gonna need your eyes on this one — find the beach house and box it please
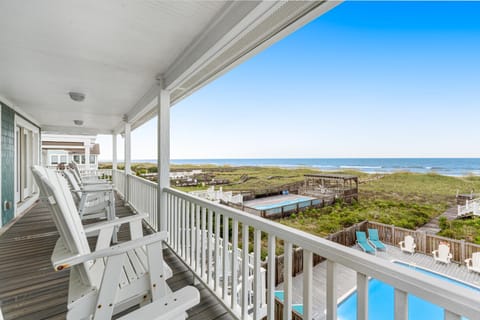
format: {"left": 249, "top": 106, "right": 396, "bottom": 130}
{"left": 0, "top": 1, "right": 478, "bottom": 319}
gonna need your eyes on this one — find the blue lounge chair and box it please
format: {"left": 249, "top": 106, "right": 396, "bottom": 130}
{"left": 356, "top": 231, "right": 376, "bottom": 254}
{"left": 368, "top": 229, "right": 386, "bottom": 251}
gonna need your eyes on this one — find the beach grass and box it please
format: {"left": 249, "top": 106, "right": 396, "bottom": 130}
{"left": 100, "top": 162, "right": 480, "bottom": 244}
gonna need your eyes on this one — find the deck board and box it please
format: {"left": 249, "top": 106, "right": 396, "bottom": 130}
{"left": 277, "top": 243, "right": 480, "bottom": 319}
{"left": 0, "top": 195, "right": 235, "bottom": 320}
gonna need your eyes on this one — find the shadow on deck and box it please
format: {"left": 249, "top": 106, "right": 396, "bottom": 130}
{"left": 0, "top": 195, "right": 234, "bottom": 320}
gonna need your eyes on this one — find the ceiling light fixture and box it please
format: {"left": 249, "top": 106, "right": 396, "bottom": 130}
{"left": 73, "top": 120, "right": 84, "bottom": 126}
{"left": 69, "top": 91, "right": 85, "bottom": 102}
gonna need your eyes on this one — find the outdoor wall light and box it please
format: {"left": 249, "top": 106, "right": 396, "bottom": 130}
{"left": 73, "top": 120, "right": 84, "bottom": 126}
{"left": 69, "top": 91, "right": 85, "bottom": 102}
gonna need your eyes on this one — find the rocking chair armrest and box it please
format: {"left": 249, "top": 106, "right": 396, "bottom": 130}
{"left": 84, "top": 214, "right": 148, "bottom": 234}
{"left": 73, "top": 188, "right": 114, "bottom": 193}
{"left": 53, "top": 231, "right": 168, "bottom": 271}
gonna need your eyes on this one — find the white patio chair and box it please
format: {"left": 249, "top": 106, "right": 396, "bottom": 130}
{"left": 69, "top": 161, "right": 110, "bottom": 185}
{"left": 32, "top": 166, "right": 200, "bottom": 320}
{"left": 465, "top": 252, "right": 480, "bottom": 273}
{"left": 63, "top": 169, "right": 115, "bottom": 221}
{"left": 432, "top": 243, "right": 453, "bottom": 264}
{"left": 399, "top": 235, "right": 416, "bottom": 254}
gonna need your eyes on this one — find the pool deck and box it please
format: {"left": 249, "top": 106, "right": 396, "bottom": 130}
{"left": 243, "top": 194, "right": 314, "bottom": 209}
{"left": 276, "top": 243, "right": 480, "bottom": 320}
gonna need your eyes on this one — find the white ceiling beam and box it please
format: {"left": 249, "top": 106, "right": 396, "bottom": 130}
{"left": 118, "top": 1, "right": 342, "bottom": 134}
{"left": 41, "top": 125, "right": 112, "bottom": 135}
{"left": 163, "top": 1, "right": 263, "bottom": 90}
{"left": 123, "top": 83, "right": 159, "bottom": 126}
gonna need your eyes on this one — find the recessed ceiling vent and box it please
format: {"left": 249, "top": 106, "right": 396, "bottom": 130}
{"left": 73, "top": 120, "right": 84, "bottom": 126}
{"left": 69, "top": 91, "right": 85, "bottom": 102}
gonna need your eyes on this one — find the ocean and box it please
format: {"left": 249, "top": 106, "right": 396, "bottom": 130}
{"left": 131, "top": 158, "right": 480, "bottom": 177}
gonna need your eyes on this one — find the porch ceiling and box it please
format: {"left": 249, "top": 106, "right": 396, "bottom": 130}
{"left": 0, "top": 1, "right": 340, "bottom": 135}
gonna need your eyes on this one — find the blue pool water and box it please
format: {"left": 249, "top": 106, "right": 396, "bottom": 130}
{"left": 252, "top": 196, "right": 315, "bottom": 210}
{"left": 337, "top": 262, "right": 478, "bottom": 320}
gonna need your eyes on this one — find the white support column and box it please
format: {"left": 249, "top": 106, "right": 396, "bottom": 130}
{"left": 112, "top": 133, "right": 117, "bottom": 170}
{"left": 124, "top": 122, "right": 131, "bottom": 203}
{"left": 157, "top": 81, "right": 170, "bottom": 232}
{"left": 112, "top": 133, "right": 117, "bottom": 185}
{"left": 84, "top": 140, "right": 90, "bottom": 170}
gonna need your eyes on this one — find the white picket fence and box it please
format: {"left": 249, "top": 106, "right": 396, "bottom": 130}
{"left": 458, "top": 198, "right": 480, "bottom": 217}
{"left": 190, "top": 186, "right": 243, "bottom": 204}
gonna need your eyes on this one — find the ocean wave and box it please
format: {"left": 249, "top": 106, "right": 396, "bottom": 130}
{"left": 340, "top": 165, "right": 382, "bottom": 169}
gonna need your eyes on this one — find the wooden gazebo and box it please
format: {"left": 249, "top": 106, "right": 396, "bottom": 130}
{"left": 301, "top": 173, "right": 358, "bottom": 202}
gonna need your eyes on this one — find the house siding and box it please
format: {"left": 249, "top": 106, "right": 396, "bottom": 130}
{"left": 1, "top": 103, "right": 15, "bottom": 225}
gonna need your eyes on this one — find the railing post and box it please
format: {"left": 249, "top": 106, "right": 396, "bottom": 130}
{"left": 357, "top": 272, "right": 368, "bottom": 320}
{"left": 326, "top": 260, "right": 337, "bottom": 320}
{"left": 394, "top": 288, "right": 408, "bottom": 320}
{"left": 112, "top": 133, "right": 117, "bottom": 185}
{"left": 303, "top": 250, "right": 313, "bottom": 320}
{"left": 124, "top": 122, "right": 131, "bottom": 204}
{"left": 461, "top": 239, "right": 466, "bottom": 263}
{"left": 157, "top": 80, "right": 170, "bottom": 232}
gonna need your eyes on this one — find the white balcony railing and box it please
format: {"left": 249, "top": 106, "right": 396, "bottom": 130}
{"left": 458, "top": 198, "right": 480, "bottom": 217}
{"left": 113, "top": 170, "right": 480, "bottom": 320}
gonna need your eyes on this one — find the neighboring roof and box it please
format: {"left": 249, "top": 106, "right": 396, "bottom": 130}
{"left": 0, "top": 1, "right": 340, "bottom": 135}
{"left": 304, "top": 173, "right": 358, "bottom": 180}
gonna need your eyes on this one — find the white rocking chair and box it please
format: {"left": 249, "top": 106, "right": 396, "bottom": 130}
{"left": 63, "top": 169, "right": 115, "bottom": 221}
{"left": 399, "top": 235, "right": 416, "bottom": 254}
{"left": 432, "top": 243, "right": 453, "bottom": 264}
{"left": 69, "top": 161, "right": 109, "bottom": 185}
{"left": 32, "top": 166, "right": 200, "bottom": 320}
{"left": 465, "top": 252, "right": 480, "bottom": 274}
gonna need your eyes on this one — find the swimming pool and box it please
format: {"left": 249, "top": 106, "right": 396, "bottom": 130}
{"left": 337, "top": 261, "right": 477, "bottom": 320}
{"left": 251, "top": 196, "right": 318, "bottom": 210}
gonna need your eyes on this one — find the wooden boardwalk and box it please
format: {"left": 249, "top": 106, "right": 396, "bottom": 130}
{"left": 0, "top": 196, "right": 235, "bottom": 320}
{"left": 277, "top": 243, "right": 480, "bottom": 320}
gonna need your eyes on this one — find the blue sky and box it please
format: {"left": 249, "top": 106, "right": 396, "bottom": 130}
{"left": 98, "top": 1, "right": 480, "bottom": 161}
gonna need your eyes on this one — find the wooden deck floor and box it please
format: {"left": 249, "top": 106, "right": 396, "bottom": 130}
{"left": 0, "top": 196, "right": 235, "bottom": 320}
{"left": 277, "top": 243, "right": 480, "bottom": 320}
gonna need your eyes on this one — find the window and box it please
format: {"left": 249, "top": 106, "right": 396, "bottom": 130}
{"left": 73, "top": 155, "right": 81, "bottom": 164}
{"left": 89, "top": 155, "right": 96, "bottom": 164}
{"left": 60, "top": 155, "right": 67, "bottom": 164}
{"left": 81, "top": 155, "right": 86, "bottom": 164}
{"left": 51, "top": 155, "right": 59, "bottom": 165}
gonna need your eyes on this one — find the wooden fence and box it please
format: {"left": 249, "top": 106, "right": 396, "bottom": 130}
{"left": 366, "top": 221, "right": 480, "bottom": 264}
{"left": 270, "top": 220, "right": 480, "bottom": 287}
{"left": 269, "top": 219, "right": 480, "bottom": 319}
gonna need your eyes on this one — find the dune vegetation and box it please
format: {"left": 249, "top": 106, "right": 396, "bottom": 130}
{"left": 101, "top": 162, "right": 480, "bottom": 242}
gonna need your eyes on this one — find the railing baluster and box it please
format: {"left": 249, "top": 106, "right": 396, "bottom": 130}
{"left": 326, "top": 260, "right": 337, "bottom": 320}
{"left": 207, "top": 208, "right": 213, "bottom": 285}
{"left": 186, "top": 201, "right": 191, "bottom": 264}
{"left": 175, "top": 196, "right": 179, "bottom": 251}
{"left": 303, "top": 249, "right": 313, "bottom": 320}
{"left": 190, "top": 202, "right": 195, "bottom": 267}
{"left": 241, "top": 223, "right": 249, "bottom": 320}
{"left": 195, "top": 204, "right": 200, "bottom": 273}
{"left": 357, "top": 272, "right": 368, "bottom": 320}
{"left": 201, "top": 206, "right": 206, "bottom": 278}
{"left": 254, "top": 229, "right": 262, "bottom": 319}
{"left": 267, "top": 234, "right": 276, "bottom": 320}
{"left": 222, "top": 215, "right": 229, "bottom": 300}
{"left": 231, "top": 218, "right": 239, "bottom": 310}
{"left": 181, "top": 199, "right": 186, "bottom": 259}
{"left": 214, "top": 211, "right": 221, "bottom": 291}
{"left": 283, "top": 241, "right": 293, "bottom": 320}
{"left": 394, "top": 288, "right": 408, "bottom": 320}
